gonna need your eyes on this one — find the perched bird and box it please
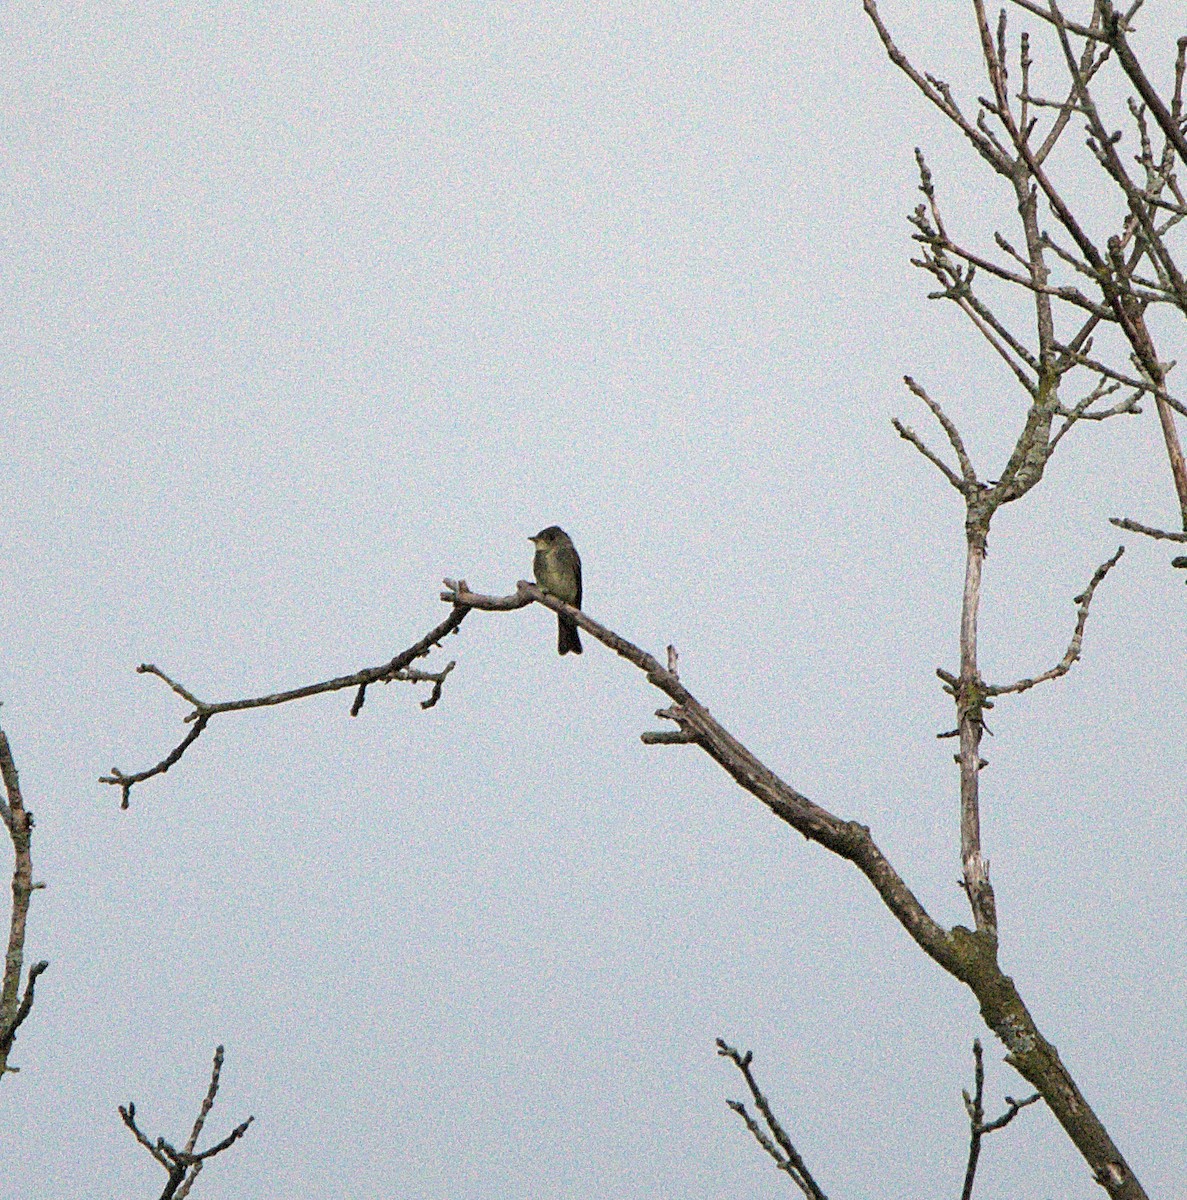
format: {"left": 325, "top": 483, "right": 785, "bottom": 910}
{"left": 530, "top": 525, "right": 583, "bottom": 655}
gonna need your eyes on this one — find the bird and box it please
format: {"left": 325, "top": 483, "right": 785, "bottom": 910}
{"left": 529, "top": 525, "right": 583, "bottom": 655}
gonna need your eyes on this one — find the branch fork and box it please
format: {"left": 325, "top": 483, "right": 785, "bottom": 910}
{"left": 120, "top": 1044, "right": 252, "bottom": 1200}
{"left": 103, "top": 605, "right": 469, "bottom": 807}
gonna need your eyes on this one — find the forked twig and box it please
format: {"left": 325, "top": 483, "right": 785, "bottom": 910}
{"left": 103, "top": 605, "right": 469, "bottom": 807}
{"left": 960, "top": 1039, "right": 1041, "bottom": 1200}
{"left": 716, "top": 1040, "right": 828, "bottom": 1200}
{"left": 119, "top": 1045, "right": 253, "bottom": 1200}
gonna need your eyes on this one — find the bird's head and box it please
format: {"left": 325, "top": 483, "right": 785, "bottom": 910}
{"left": 530, "top": 525, "right": 567, "bottom": 547}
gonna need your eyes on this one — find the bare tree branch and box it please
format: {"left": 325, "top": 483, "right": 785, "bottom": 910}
{"left": 892, "top": 418, "right": 968, "bottom": 490}
{"left": 119, "top": 1102, "right": 171, "bottom": 1168}
{"left": 892, "top": 373, "right": 985, "bottom": 495}
{"left": 102, "top": 605, "right": 470, "bottom": 808}
{"left": 1052, "top": 345, "right": 1187, "bottom": 417}
{"left": 904, "top": 376, "right": 981, "bottom": 484}
{"left": 1007, "top": 0, "right": 1104, "bottom": 39}
{"left": 986, "top": 546, "right": 1125, "bottom": 695}
{"left": 1097, "top": 3, "right": 1187, "bottom": 167}
{"left": 716, "top": 1040, "right": 828, "bottom": 1200}
{"left": 910, "top": 154, "right": 1045, "bottom": 389}
{"left": 1045, "top": 6, "right": 1187, "bottom": 316}
{"left": 1050, "top": 381, "right": 1141, "bottom": 449}
{"left": 0, "top": 961, "right": 48, "bottom": 1074}
{"left": 874, "top": 0, "right": 1187, "bottom": 533}
{"left": 856, "top": 6, "right": 1177, "bottom": 1191}
{"left": 0, "top": 727, "right": 48, "bottom": 1077}
{"left": 1035, "top": 2, "right": 1187, "bottom": 527}
{"left": 441, "top": 577, "right": 1146, "bottom": 1197}
{"left": 960, "top": 1039, "right": 1041, "bottom": 1200}
{"left": 865, "top": 0, "right": 1012, "bottom": 173}
{"left": 446, "top": 578, "right": 961, "bottom": 961}
{"left": 120, "top": 1045, "right": 253, "bottom": 1200}
{"left": 920, "top": 226, "right": 1113, "bottom": 318}
{"left": 1109, "top": 516, "right": 1187, "bottom": 542}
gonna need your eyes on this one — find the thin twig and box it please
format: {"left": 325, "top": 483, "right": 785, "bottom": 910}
{"left": 103, "top": 604, "right": 470, "bottom": 807}
{"left": 1058, "top": 349, "right": 1185, "bottom": 418}
{"left": 1051, "top": 381, "right": 1140, "bottom": 448}
{"left": 1007, "top": 0, "right": 1101, "bottom": 38}
{"left": 1109, "top": 516, "right": 1187, "bottom": 542}
{"left": 960, "top": 1039, "right": 1042, "bottom": 1200}
{"left": 904, "top": 376, "right": 981, "bottom": 485}
{"left": 184, "top": 1045, "right": 225, "bottom": 1154}
{"left": 716, "top": 1040, "right": 828, "bottom": 1200}
{"left": 119, "top": 1102, "right": 171, "bottom": 1168}
{"left": 864, "top": 0, "right": 1010, "bottom": 173}
{"left": 120, "top": 1045, "right": 253, "bottom": 1200}
{"left": 892, "top": 419, "right": 966, "bottom": 490}
{"left": 922, "top": 231, "right": 1112, "bottom": 317}
{"left": 987, "top": 547, "right": 1124, "bottom": 696}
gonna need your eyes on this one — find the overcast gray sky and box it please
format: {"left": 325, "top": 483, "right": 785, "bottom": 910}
{"left": 2, "top": 2, "right": 1184, "bottom": 1197}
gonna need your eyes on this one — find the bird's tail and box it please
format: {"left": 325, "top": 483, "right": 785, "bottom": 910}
{"left": 558, "top": 616, "right": 583, "bottom": 655}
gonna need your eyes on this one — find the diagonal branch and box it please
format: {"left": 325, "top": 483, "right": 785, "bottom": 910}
{"left": 892, "top": 419, "right": 966, "bottom": 490}
{"left": 986, "top": 546, "right": 1125, "bottom": 696}
{"left": 1052, "top": 345, "right": 1187, "bottom": 418}
{"left": 1109, "top": 516, "right": 1187, "bottom": 542}
{"left": 923, "top": 228, "right": 1112, "bottom": 318}
{"left": 951, "top": 285, "right": 1044, "bottom": 389}
{"left": 1032, "top": 8, "right": 1114, "bottom": 165}
{"left": 864, "top": 0, "right": 1011, "bottom": 172}
{"left": 119, "top": 1101, "right": 171, "bottom": 1168}
{"left": 1050, "top": 380, "right": 1141, "bottom": 449}
{"left": 102, "top": 605, "right": 470, "bottom": 807}
{"left": 1098, "top": 2, "right": 1187, "bottom": 168}
{"left": 444, "top": 579, "right": 960, "bottom": 969}
{"left": 717, "top": 1040, "right": 828, "bottom": 1200}
{"left": 892, "top": 376, "right": 982, "bottom": 494}
{"left": 441, "top": 577, "right": 1150, "bottom": 1199}
{"left": 910, "top": 151, "right": 1043, "bottom": 387}
{"left": 1006, "top": 0, "right": 1102, "bottom": 39}
{"left": 904, "top": 376, "right": 981, "bottom": 484}
{"left": 183, "top": 1044, "right": 226, "bottom": 1155}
